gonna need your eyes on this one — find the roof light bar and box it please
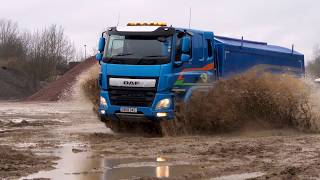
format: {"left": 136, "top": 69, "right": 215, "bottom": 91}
{"left": 127, "top": 22, "right": 167, "bottom": 27}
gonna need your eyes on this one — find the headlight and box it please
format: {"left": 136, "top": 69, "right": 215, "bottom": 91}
{"left": 156, "top": 98, "right": 171, "bottom": 110}
{"left": 157, "top": 112, "right": 168, "bottom": 117}
{"left": 100, "top": 96, "right": 107, "bottom": 106}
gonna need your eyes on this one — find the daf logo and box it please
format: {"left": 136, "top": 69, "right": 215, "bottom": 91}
{"left": 123, "top": 81, "right": 140, "bottom": 86}
{"left": 109, "top": 78, "right": 156, "bottom": 88}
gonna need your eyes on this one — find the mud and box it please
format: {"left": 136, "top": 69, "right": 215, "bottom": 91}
{"left": 79, "top": 63, "right": 100, "bottom": 112}
{"left": 0, "top": 145, "right": 58, "bottom": 178}
{"left": 1, "top": 100, "right": 320, "bottom": 179}
{"left": 171, "top": 72, "right": 320, "bottom": 135}
{"left": 80, "top": 66, "right": 320, "bottom": 136}
{"left": 2, "top": 69, "right": 320, "bottom": 179}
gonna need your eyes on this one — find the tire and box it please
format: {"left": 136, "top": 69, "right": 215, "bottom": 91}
{"left": 159, "top": 103, "right": 185, "bottom": 136}
{"left": 105, "top": 120, "right": 121, "bottom": 133}
{"left": 100, "top": 115, "right": 125, "bottom": 133}
{"left": 100, "top": 115, "right": 108, "bottom": 122}
{"left": 105, "top": 120, "right": 140, "bottom": 133}
{"left": 105, "top": 120, "right": 162, "bottom": 135}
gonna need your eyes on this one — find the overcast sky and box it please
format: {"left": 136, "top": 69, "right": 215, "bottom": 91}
{"left": 1, "top": 0, "right": 319, "bottom": 62}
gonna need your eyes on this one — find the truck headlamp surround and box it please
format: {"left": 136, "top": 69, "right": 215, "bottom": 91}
{"left": 156, "top": 98, "right": 171, "bottom": 110}
{"left": 100, "top": 96, "right": 107, "bottom": 106}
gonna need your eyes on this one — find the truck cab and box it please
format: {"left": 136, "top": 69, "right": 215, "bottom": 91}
{"left": 96, "top": 22, "right": 215, "bottom": 122}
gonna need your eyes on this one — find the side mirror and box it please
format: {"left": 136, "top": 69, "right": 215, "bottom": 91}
{"left": 98, "top": 37, "right": 105, "bottom": 52}
{"left": 96, "top": 53, "right": 103, "bottom": 61}
{"left": 181, "top": 54, "right": 190, "bottom": 62}
{"left": 181, "top": 36, "right": 191, "bottom": 53}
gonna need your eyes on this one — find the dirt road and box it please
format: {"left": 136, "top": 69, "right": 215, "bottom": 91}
{"left": 1, "top": 99, "right": 320, "bottom": 180}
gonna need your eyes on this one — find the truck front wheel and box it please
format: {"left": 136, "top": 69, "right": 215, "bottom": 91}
{"left": 160, "top": 103, "right": 186, "bottom": 136}
{"left": 100, "top": 115, "right": 122, "bottom": 132}
{"left": 105, "top": 120, "right": 162, "bottom": 134}
{"left": 100, "top": 115, "right": 108, "bottom": 122}
{"left": 105, "top": 120, "right": 121, "bottom": 133}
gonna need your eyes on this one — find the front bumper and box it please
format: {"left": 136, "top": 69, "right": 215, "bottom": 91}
{"left": 98, "top": 90, "right": 174, "bottom": 122}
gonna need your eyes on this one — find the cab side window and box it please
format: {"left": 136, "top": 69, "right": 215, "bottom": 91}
{"left": 189, "top": 33, "right": 205, "bottom": 62}
{"left": 207, "top": 39, "right": 213, "bottom": 59}
{"left": 175, "top": 32, "right": 192, "bottom": 61}
{"left": 175, "top": 32, "right": 183, "bottom": 61}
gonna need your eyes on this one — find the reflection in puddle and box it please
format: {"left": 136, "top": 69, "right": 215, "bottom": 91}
{"left": 24, "top": 144, "right": 199, "bottom": 180}
{"left": 212, "top": 172, "right": 265, "bottom": 180}
{"left": 155, "top": 157, "right": 169, "bottom": 178}
{"left": 102, "top": 157, "right": 196, "bottom": 179}
{"left": 156, "top": 166, "right": 169, "bottom": 178}
{"left": 156, "top": 157, "right": 167, "bottom": 162}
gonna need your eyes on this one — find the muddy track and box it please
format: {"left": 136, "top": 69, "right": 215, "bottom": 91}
{"left": 1, "top": 100, "right": 320, "bottom": 179}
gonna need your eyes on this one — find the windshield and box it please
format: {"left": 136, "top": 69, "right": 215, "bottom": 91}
{"left": 103, "top": 35, "right": 172, "bottom": 65}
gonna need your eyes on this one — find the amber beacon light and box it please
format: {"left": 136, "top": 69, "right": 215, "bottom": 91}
{"left": 127, "top": 22, "right": 167, "bottom": 26}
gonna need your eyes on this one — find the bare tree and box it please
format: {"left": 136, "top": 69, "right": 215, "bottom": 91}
{"left": 24, "top": 25, "right": 75, "bottom": 81}
{"left": 0, "top": 18, "right": 77, "bottom": 85}
{"left": 0, "top": 19, "right": 25, "bottom": 60}
{"left": 307, "top": 45, "right": 320, "bottom": 78}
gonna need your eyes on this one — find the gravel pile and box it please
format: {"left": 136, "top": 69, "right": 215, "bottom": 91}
{"left": 26, "top": 57, "right": 97, "bottom": 101}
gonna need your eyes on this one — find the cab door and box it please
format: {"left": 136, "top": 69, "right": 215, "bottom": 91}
{"left": 172, "top": 32, "right": 193, "bottom": 91}
{"left": 204, "top": 36, "right": 217, "bottom": 81}
{"left": 172, "top": 32, "right": 214, "bottom": 90}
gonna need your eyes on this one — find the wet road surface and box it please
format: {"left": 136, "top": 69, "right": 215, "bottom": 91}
{"left": 1, "top": 100, "right": 320, "bottom": 179}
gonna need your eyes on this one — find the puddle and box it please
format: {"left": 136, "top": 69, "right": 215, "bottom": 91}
{"left": 23, "top": 144, "right": 200, "bottom": 180}
{"left": 211, "top": 172, "right": 265, "bottom": 180}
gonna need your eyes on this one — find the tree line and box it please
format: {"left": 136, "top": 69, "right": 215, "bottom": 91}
{"left": 1, "top": 18, "right": 319, "bottom": 80}
{"left": 307, "top": 46, "right": 320, "bottom": 79}
{"left": 0, "top": 19, "right": 75, "bottom": 81}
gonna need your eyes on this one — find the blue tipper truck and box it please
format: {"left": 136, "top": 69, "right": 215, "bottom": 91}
{"left": 95, "top": 22, "right": 305, "bottom": 131}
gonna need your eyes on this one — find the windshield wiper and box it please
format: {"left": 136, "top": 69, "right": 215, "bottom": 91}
{"left": 112, "top": 53, "right": 134, "bottom": 57}
{"left": 141, "top": 55, "right": 167, "bottom": 58}
{"left": 108, "top": 53, "right": 135, "bottom": 63}
{"left": 136, "top": 55, "right": 168, "bottom": 65}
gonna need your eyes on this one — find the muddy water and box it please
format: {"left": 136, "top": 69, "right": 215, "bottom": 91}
{"left": 2, "top": 96, "right": 320, "bottom": 179}
{"left": 25, "top": 143, "right": 199, "bottom": 180}
{"left": 0, "top": 101, "right": 202, "bottom": 179}
{"left": 211, "top": 172, "right": 265, "bottom": 180}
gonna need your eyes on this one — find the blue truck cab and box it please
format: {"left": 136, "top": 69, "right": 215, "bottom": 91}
{"left": 96, "top": 22, "right": 304, "bottom": 125}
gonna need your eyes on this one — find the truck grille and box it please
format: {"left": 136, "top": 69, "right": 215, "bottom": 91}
{"left": 108, "top": 88, "right": 155, "bottom": 107}
{"left": 108, "top": 76, "right": 158, "bottom": 107}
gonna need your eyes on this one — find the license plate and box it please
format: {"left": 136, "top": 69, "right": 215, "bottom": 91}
{"left": 120, "top": 107, "right": 138, "bottom": 113}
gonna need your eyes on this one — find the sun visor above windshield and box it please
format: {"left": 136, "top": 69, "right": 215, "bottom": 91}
{"left": 117, "top": 26, "right": 161, "bottom": 32}
{"left": 108, "top": 26, "right": 175, "bottom": 37}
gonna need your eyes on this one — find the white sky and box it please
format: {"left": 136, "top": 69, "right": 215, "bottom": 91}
{"left": 1, "top": 0, "right": 319, "bottom": 62}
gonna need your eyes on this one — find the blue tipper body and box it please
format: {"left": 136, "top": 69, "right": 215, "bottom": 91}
{"left": 96, "top": 25, "right": 305, "bottom": 123}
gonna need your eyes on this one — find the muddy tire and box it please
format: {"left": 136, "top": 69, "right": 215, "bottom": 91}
{"left": 105, "top": 120, "right": 122, "bottom": 132}
{"left": 160, "top": 103, "right": 186, "bottom": 136}
{"left": 104, "top": 120, "right": 142, "bottom": 133}
{"left": 106, "top": 120, "right": 162, "bottom": 135}
{"left": 100, "top": 115, "right": 108, "bottom": 122}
